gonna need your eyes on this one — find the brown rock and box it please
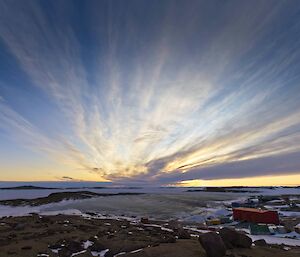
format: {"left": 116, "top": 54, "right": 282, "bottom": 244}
{"left": 219, "top": 228, "right": 235, "bottom": 249}
{"left": 219, "top": 227, "right": 252, "bottom": 249}
{"left": 198, "top": 232, "right": 226, "bottom": 257}
{"left": 254, "top": 239, "right": 267, "bottom": 247}
{"left": 235, "top": 233, "right": 252, "bottom": 248}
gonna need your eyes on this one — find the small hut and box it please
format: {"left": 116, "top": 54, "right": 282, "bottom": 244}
{"left": 233, "top": 208, "right": 279, "bottom": 225}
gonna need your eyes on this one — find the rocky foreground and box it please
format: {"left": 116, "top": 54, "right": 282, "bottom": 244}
{"left": 0, "top": 214, "right": 299, "bottom": 257}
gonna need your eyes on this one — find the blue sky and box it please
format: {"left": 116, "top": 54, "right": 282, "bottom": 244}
{"left": 0, "top": 0, "right": 300, "bottom": 185}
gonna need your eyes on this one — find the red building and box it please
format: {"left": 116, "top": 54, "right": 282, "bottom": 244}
{"left": 233, "top": 207, "right": 279, "bottom": 225}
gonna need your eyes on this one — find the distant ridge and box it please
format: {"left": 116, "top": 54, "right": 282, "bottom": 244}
{"left": 0, "top": 185, "right": 144, "bottom": 190}
{"left": 0, "top": 191, "right": 144, "bottom": 206}
{"left": 0, "top": 185, "right": 58, "bottom": 190}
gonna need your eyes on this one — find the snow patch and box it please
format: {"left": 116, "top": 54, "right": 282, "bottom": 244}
{"left": 83, "top": 240, "right": 94, "bottom": 249}
{"left": 71, "top": 250, "right": 87, "bottom": 256}
{"left": 249, "top": 235, "right": 300, "bottom": 246}
{"left": 92, "top": 249, "right": 109, "bottom": 257}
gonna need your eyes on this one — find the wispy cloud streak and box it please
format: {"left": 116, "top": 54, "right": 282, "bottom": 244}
{"left": 0, "top": 0, "right": 300, "bottom": 183}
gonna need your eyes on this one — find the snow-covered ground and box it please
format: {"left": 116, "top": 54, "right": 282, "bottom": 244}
{"left": 0, "top": 192, "right": 238, "bottom": 220}
{"left": 0, "top": 201, "right": 85, "bottom": 217}
{"left": 249, "top": 234, "right": 300, "bottom": 246}
{"left": 279, "top": 211, "right": 300, "bottom": 217}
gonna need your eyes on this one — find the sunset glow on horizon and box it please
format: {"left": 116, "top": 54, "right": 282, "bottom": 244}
{"left": 172, "top": 174, "right": 300, "bottom": 187}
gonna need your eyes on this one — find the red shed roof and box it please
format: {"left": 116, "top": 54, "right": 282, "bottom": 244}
{"left": 233, "top": 207, "right": 276, "bottom": 213}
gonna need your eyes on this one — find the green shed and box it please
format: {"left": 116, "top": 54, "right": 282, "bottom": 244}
{"left": 249, "top": 223, "right": 271, "bottom": 235}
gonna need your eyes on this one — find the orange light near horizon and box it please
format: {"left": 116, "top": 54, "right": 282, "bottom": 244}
{"left": 172, "top": 173, "right": 300, "bottom": 187}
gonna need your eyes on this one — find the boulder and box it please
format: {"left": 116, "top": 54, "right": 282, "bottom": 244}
{"left": 254, "top": 239, "right": 267, "bottom": 247}
{"left": 198, "top": 232, "right": 226, "bottom": 257}
{"left": 219, "top": 227, "right": 252, "bottom": 249}
{"left": 235, "top": 233, "right": 252, "bottom": 248}
{"left": 219, "top": 228, "right": 235, "bottom": 249}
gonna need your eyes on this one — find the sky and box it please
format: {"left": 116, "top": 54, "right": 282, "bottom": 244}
{"left": 0, "top": 0, "right": 300, "bottom": 186}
